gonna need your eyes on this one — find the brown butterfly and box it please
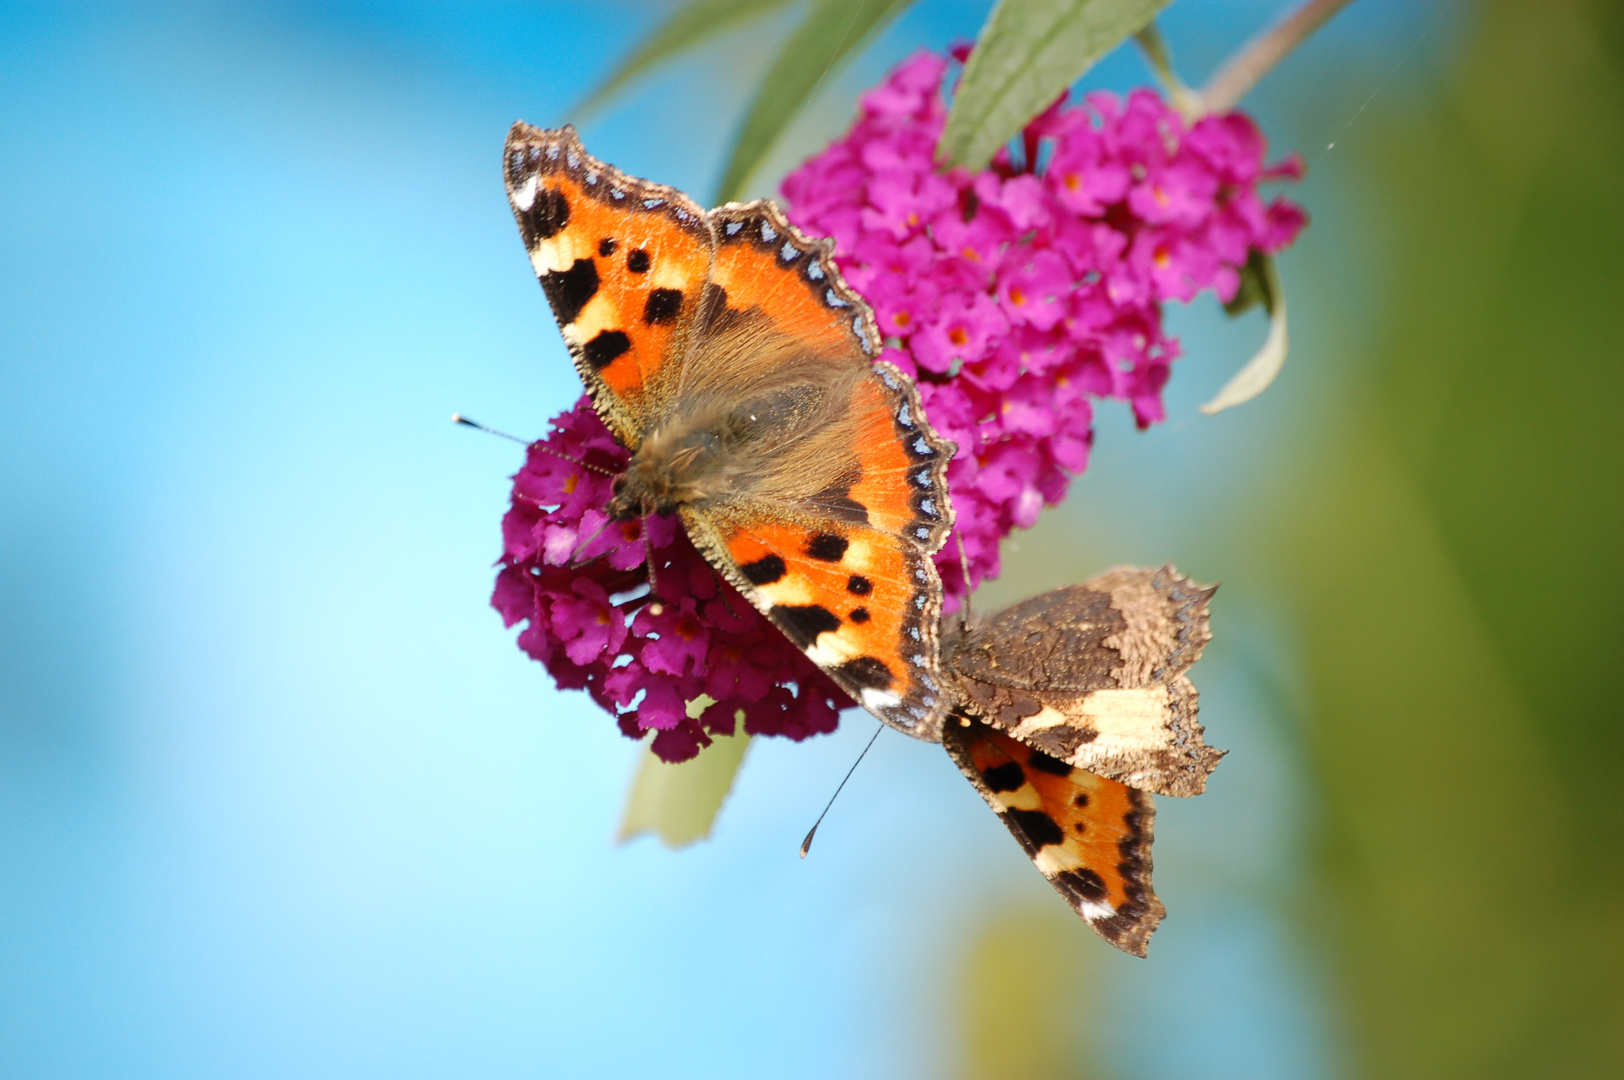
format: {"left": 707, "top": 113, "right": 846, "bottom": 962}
{"left": 503, "top": 123, "right": 957, "bottom": 739}
{"left": 938, "top": 566, "right": 1224, "bottom": 956}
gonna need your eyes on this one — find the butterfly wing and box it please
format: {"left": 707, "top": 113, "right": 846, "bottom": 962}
{"left": 675, "top": 202, "right": 957, "bottom": 738}
{"left": 506, "top": 132, "right": 957, "bottom": 737}
{"left": 503, "top": 123, "right": 714, "bottom": 448}
{"left": 681, "top": 391, "right": 951, "bottom": 737}
{"left": 948, "top": 566, "right": 1225, "bottom": 796}
{"left": 944, "top": 713, "right": 1163, "bottom": 956}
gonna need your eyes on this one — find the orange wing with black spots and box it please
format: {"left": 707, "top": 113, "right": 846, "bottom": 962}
{"left": 504, "top": 124, "right": 956, "bottom": 738}
{"left": 683, "top": 405, "right": 950, "bottom": 737}
{"left": 504, "top": 123, "right": 714, "bottom": 447}
{"left": 704, "top": 201, "right": 877, "bottom": 363}
{"left": 944, "top": 714, "right": 1163, "bottom": 956}
{"left": 674, "top": 200, "right": 955, "bottom": 735}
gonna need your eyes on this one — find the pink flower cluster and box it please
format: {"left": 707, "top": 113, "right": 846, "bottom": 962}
{"left": 491, "top": 400, "right": 847, "bottom": 762}
{"left": 493, "top": 50, "right": 1306, "bottom": 760}
{"left": 781, "top": 50, "right": 1305, "bottom": 595}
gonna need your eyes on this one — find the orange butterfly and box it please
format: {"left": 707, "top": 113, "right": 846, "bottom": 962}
{"left": 503, "top": 123, "right": 957, "bottom": 738}
{"left": 940, "top": 566, "right": 1225, "bottom": 956}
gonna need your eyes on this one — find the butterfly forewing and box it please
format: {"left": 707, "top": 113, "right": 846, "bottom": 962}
{"left": 504, "top": 123, "right": 714, "bottom": 447}
{"left": 944, "top": 714, "right": 1163, "bottom": 957}
{"left": 704, "top": 201, "right": 878, "bottom": 362}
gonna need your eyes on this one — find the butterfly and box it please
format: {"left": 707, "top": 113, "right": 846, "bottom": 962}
{"left": 502, "top": 123, "right": 957, "bottom": 738}
{"left": 939, "top": 566, "right": 1224, "bottom": 956}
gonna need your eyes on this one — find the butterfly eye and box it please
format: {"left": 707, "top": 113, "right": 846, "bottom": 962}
{"left": 611, "top": 475, "right": 628, "bottom": 496}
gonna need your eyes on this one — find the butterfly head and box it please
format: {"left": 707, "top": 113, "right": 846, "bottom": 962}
{"left": 606, "top": 472, "right": 667, "bottom": 520}
{"left": 607, "top": 419, "right": 752, "bottom": 520}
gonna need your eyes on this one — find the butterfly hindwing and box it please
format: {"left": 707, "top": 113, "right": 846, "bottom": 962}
{"left": 685, "top": 482, "right": 947, "bottom": 736}
{"left": 504, "top": 122, "right": 714, "bottom": 447}
{"left": 947, "top": 566, "right": 1225, "bottom": 796}
{"left": 944, "top": 714, "right": 1163, "bottom": 956}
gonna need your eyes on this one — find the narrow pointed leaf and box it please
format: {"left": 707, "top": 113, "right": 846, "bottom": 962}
{"left": 715, "top": 0, "right": 917, "bottom": 202}
{"left": 1202, "top": 252, "right": 1288, "bottom": 414}
{"left": 618, "top": 733, "right": 752, "bottom": 848}
{"left": 940, "top": 0, "right": 1173, "bottom": 171}
{"left": 575, "top": 0, "right": 797, "bottom": 117}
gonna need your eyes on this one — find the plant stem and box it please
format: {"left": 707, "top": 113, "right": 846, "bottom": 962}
{"left": 1134, "top": 22, "right": 1203, "bottom": 120}
{"left": 1200, "top": 0, "right": 1359, "bottom": 114}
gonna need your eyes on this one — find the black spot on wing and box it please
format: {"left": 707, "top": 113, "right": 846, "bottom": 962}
{"left": 581, "top": 330, "right": 630, "bottom": 370}
{"left": 847, "top": 575, "right": 872, "bottom": 596}
{"left": 1007, "top": 808, "right": 1065, "bottom": 850}
{"left": 848, "top": 607, "right": 870, "bottom": 624}
{"left": 997, "top": 697, "right": 1043, "bottom": 725}
{"left": 812, "top": 480, "right": 869, "bottom": 526}
{"left": 1072, "top": 793, "right": 1091, "bottom": 808}
{"left": 772, "top": 604, "right": 841, "bottom": 649}
{"left": 626, "top": 249, "right": 650, "bottom": 274}
{"left": 740, "top": 554, "right": 787, "bottom": 586}
{"left": 836, "top": 656, "right": 894, "bottom": 690}
{"left": 643, "top": 288, "right": 683, "bottom": 325}
{"left": 541, "top": 258, "right": 599, "bottom": 326}
{"left": 597, "top": 237, "right": 618, "bottom": 256}
{"left": 806, "top": 533, "right": 848, "bottom": 562}
{"left": 1056, "top": 867, "right": 1110, "bottom": 904}
{"left": 1025, "top": 750, "right": 1074, "bottom": 777}
{"left": 981, "top": 761, "right": 1026, "bottom": 793}
{"left": 698, "top": 282, "right": 747, "bottom": 334}
{"left": 520, "top": 187, "right": 570, "bottom": 245}
{"left": 1026, "top": 725, "right": 1095, "bottom": 760}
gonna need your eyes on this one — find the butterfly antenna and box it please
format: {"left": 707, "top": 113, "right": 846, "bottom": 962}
{"left": 452, "top": 413, "right": 617, "bottom": 476}
{"left": 799, "top": 722, "right": 884, "bottom": 858}
{"left": 952, "top": 527, "right": 974, "bottom": 631}
{"left": 451, "top": 413, "right": 529, "bottom": 445}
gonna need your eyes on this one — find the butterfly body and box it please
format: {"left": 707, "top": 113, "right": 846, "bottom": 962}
{"left": 505, "top": 123, "right": 957, "bottom": 736}
{"left": 938, "top": 566, "right": 1224, "bottom": 956}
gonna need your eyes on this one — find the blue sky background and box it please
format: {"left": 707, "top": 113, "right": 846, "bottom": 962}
{"left": 1, "top": 2, "right": 1455, "bottom": 1076}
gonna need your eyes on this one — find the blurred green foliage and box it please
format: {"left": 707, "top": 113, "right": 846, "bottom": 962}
{"left": 952, "top": 904, "right": 1103, "bottom": 1080}
{"left": 619, "top": 729, "right": 752, "bottom": 847}
{"left": 574, "top": 0, "right": 798, "bottom": 120}
{"left": 590, "top": 0, "right": 1624, "bottom": 1072}
{"left": 713, "top": 0, "right": 916, "bottom": 200}
{"left": 950, "top": 1, "right": 1624, "bottom": 1075}
{"left": 1250, "top": 0, "right": 1624, "bottom": 1073}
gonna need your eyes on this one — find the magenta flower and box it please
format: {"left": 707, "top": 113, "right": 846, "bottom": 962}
{"left": 492, "top": 400, "right": 849, "bottom": 762}
{"left": 495, "top": 49, "right": 1305, "bottom": 760}
{"left": 781, "top": 50, "right": 1305, "bottom": 596}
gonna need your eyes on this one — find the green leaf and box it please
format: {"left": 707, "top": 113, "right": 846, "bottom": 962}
{"left": 715, "top": 0, "right": 916, "bottom": 202}
{"left": 939, "top": 0, "right": 1174, "bottom": 171}
{"left": 617, "top": 729, "right": 752, "bottom": 849}
{"left": 1202, "top": 251, "right": 1288, "bottom": 414}
{"left": 1221, "top": 246, "right": 1272, "bottom": 317}
{"left": 574, "top": 0, "right": 798, "bottom": 118}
